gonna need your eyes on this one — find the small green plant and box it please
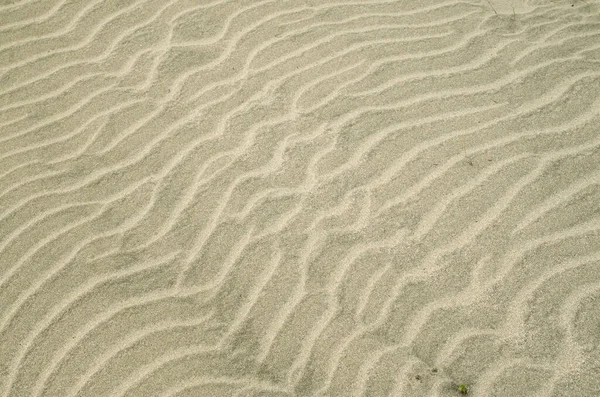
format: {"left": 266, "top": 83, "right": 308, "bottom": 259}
{"left": 458, "top": 384, "right": 468, "bottom": 394}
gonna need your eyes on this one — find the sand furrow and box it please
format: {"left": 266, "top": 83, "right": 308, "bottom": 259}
{"left": 4, "top": 253, "right": 181, "bottom": 397}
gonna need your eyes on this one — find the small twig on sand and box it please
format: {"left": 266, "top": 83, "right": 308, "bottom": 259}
{"left": 486, "top": 0, "right": 498, "bottom": 15}
{"left": 578, "top": 0, "right": 600, "bottom": 16}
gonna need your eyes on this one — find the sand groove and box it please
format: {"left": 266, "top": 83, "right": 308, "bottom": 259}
{"left": 1, "top": 0, "right": 600, "bottom": 396}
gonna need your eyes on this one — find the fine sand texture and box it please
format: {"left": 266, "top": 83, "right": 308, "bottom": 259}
{"left": 1, "top": 0, "right": 600, "bottom": 396}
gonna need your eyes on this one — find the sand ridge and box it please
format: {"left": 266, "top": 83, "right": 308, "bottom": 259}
{"left": 1, "top": 0, "right": 600, "bottom": 396}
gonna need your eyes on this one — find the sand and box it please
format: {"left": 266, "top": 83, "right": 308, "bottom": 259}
{"left": 1, "top": 0, "right": 599, "bottom": 396}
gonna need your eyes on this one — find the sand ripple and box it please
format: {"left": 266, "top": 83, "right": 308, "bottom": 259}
{"left": 1, "top": 0, "right": 600, "bottom": 396}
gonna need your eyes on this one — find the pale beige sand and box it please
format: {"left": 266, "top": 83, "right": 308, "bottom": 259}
{"left": 1, "top": 0, "right": 600, "bottom": 396}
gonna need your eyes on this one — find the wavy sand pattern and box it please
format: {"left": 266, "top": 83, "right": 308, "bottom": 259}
{"left": 1, "top": 0, "right": 600, "bottom": 396}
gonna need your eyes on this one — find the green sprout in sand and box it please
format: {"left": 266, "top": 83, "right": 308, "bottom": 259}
{"left": 458, "top": 383, "right": 468, "bottom": 394}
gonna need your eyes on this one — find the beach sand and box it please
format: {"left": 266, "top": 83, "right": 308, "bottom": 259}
{"left": 1, "top": 0, "right": 599, "bottom": 396}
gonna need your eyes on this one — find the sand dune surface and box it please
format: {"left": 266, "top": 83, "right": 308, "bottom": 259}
{"left": 1, "top": 0, "right": 600, "bottom": 396}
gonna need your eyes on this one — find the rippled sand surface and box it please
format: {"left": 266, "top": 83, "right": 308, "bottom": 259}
{"left": 1, "top": 0, "right": 600, "bottom": 396}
